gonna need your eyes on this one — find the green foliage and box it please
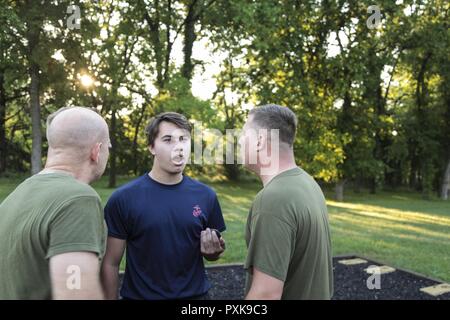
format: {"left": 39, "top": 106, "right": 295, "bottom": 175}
{"left": 0, "top": 0, "right": 449, "bottom": 198}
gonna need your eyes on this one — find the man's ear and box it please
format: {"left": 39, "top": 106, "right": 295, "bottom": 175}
{"left": 256, "top": 130, "right": 267, "bottom": 152}
{"left": 148, "top": 145, "right": 156, "bottom": 156}
{"left": 90, "top": 143, "right": 102, "bottom": 164}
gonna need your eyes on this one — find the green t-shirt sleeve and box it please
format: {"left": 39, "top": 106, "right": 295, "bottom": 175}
{"left": 45, "top": 196, "right": 106, "bottom": 259}
{"left": 245, "top": 211, "right": 295, "bottom": 282}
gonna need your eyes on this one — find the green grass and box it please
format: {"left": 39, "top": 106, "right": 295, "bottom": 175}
{"left": 0, "top": 175, "right": 25, "bottom": 202}
{"left": 1, "top": 175, "right": 450, "bottom": 282}
{"left": 325, "top": 191, "right": 450, "bottom": 282}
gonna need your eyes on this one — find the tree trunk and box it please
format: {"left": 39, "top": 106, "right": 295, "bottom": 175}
{"left": 409, "top": 154, "right": 419, "bottom": 190}
{"left": 353, "top": 177, "right": 361, "bottom": 194}
{"left": 30, "top": 62, "right": 42, "bottom": 174}
{"left": 440, "top": 158, "right": 450, "bottom": 200}
{"left": 143, "top": 0, "right": 164, "bottom": 89}
{"left": 363, "top": 47, "right": 390, "bottom": 195}
{"left": 0, "top": 70, "right": 6, "bottom": 174}
{"left": 224, "top": 163, "right": 240, "bottom": 181}
{"left": 439, "top": 59, "right": 450, "bottom": 199}
{"left": 27, "top": 9, "right": 43, "bottom": 175}
{"left": 335, "top": 180, "right": 345, "bottom": 202}
{"left": 181, "top": 3, "right": 197, "bottom": 81}
{"left": 133, "top": 104, "right": 147, "bottom": 176}
{"left": 415, "top": 52, "right": 432, "bottom": 196}
{"left": 108, "top": 109, "right": 117, "bottom": 188}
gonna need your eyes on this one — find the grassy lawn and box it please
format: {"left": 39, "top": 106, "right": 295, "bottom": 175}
{"left": 325, "top": 191, "right": 450, "bottom": 282}
{"left": 1, "top": 175, "right": 450, "bottom": 282}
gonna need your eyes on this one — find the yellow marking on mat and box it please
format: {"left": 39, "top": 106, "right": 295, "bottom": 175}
{"left": 420, "top": 283, "right": 450, "bottom": 297}
{"left": 338, "top": 258, "right": 368, "bottom": 266}
{"left": 365, "top": 265, "right": 396, "bottom": 274}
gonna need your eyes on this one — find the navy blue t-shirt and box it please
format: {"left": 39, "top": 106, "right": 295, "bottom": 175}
{"left": 104, "top": 173, "right": 226, "bottom": 300}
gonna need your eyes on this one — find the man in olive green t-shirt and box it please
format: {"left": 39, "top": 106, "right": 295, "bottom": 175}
{"left": 239, "top": 104, "right": 333, "bottom": 300}
{"left": 0, "top": 107, "right": 110, "bottom": 300}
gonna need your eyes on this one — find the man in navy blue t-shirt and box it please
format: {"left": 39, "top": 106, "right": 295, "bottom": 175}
{"left": 101, "top": 112, "right": 226, "bottom": 300}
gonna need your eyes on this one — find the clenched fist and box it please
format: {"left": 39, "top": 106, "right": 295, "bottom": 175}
{"left": 200, "top": 228, "right": 225, "bottom": 261}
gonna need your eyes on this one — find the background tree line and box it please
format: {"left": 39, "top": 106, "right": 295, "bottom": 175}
{"left": 0, "top": 0, "right": 449, "bottom": 200}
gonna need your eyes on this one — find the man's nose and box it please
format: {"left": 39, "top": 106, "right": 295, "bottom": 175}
{"left": 173, "top": 142, "right": 184, "bottom": 152}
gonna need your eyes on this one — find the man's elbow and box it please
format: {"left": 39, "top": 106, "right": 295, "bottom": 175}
{"left": 246, "top": 288, "right": 282, "bottom": 300}
{"left": 262, "top": 291, "right": 282, "bottom": 300}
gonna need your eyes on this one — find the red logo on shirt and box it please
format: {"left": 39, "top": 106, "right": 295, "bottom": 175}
{"left": 192, "top": 205, "right": 202, "bottom": 217}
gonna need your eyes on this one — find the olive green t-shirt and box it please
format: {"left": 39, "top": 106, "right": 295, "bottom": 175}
{"left": 0, "top": 173, "right": 106, "bottom": 300}
{"left": 245, "top": 167, "right": 333, "bottom": 300}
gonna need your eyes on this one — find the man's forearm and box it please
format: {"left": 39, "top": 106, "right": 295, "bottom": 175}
{"left": 101, "top": 264, "right": 120, "bottom": 300}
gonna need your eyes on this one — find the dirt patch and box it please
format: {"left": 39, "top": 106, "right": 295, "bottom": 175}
{"left": 119, "top": 256, "right": 450, "bottom": 300}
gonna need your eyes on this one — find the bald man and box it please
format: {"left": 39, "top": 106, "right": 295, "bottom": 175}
{"left": 0, "top": 106, "right": 111, "bottom": 299}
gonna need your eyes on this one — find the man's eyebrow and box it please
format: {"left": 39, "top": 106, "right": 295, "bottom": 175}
{"left": 161, "top": 132, "right": 191, "bottom": 139}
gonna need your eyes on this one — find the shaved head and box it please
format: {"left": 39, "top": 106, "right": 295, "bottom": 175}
{"left": 42, "top": 106, "right": 110, "bottom": 184}
{"left": 46, "top": 107, "right": 109, "bottom": 156}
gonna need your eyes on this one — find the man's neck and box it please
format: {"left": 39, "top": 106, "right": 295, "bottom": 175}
{"left": 40, "top": 164, "right": 91, "bottom": 184}
{"left": 258, "top": 153, "right": 298, "bottom": 187}
{"left": 149, "top": 168, "right": 183, "bottom": 185}
{"left": 259, "top": 165, "right": 297, "bottom": 187}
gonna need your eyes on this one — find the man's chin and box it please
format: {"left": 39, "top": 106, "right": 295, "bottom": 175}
{"left": 169, "top": 163, "right": 186, "bottom": 173}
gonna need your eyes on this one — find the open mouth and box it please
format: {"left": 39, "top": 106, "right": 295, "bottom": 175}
{"left": 172, "top": 155, "right": 185, "bottom": 166}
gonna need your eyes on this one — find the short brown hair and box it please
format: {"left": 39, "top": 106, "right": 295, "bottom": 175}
{"left": 249, "top": 104, "right": 298, "bottom": 146}
{"left": 145, "top": 112, "right": 192, "bottom": 146}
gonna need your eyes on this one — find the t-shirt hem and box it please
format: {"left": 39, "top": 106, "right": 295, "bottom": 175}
{"left": 46, "top": 243, "right": 102, "bottom": 259}
{"left": 107, "top": 231, "right": 127, "bottom": 240}
{"left": 244, "top": 262, "right": 287, "bottom": 282}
